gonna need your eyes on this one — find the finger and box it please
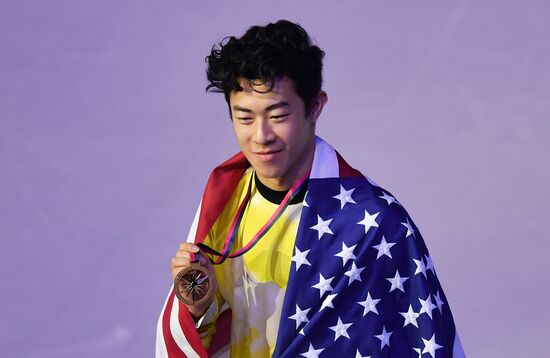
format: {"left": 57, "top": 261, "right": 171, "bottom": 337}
{"left": 197, "top": 253, "right": 216, "bottom": 277}
{"left": 175, "top": 250, "right": 191, "bottom": 258}
{"left": 179, "top": 242, "right": 200, "bottom": 252}
{"left": 196, "top": 253, "right": 208, "bottom": 266}
{"left": 171, "top": 256, "right": 191, "bottom": 269}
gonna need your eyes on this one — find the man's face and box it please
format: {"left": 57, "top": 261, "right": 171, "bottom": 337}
{"left": 229, "top": 77, "right": 324, "bottom": 191}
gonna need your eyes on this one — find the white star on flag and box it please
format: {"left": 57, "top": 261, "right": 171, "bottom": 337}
{"left": 401, "top": 217, "right": 415, "bottom": 238}
{"left": 329, "top": 317, "right": 353, "bottom": 341}
{"left": 310, "top": 215, "right": 334, "bottom": 240}
{"left": 357, "top": 292, "right": 380, "bottom": 316}
{"left": 333, "top": 184, "right": 357, "bottom": 209}
{"left": 373, "top": 236, "right": 396, "bottom": 259}
{"left": 422, "top": 334, "right": 443, "bottom": 358}
{"left": 375, "top": 325, "right": 392, "bottom": 349}
{"left": 399, "top": 304, "right": 420, "bottom": 328}
{"left": 357, "top": 210, "right": 380, "bottom": 234}
{"left": 355, "top": 350, "right": 371, "bottom": 358}
{"left": 311, "top": 274, "right": 334, "bottom": 297}
{"left": 413, "top": 257, "right": 427, "bottom": 278}
{"left": 320, "top": 293, "right": 337, "bottom": 311}
{"left": 166, "top": 145, "right": 464, "bottom": 358}
{"left": 335, "top": 242, "right": 357, "bottom": 266}
{"left": 386, "top": 270, "right": 409, "bottom": 293}
{"left": 419, "top": 295, "right": 437, "bottom": 319}
{"left": 434, "top": 290, "right": 445, "bottom": 312}
{"left": 345, "top": 262, "right": 365, "bottom": 285}
{"left": 424, "top": 254, "right": 436, "bottom": 274}
{"left": 379, "top": 191, "right": 398, "bottom": 205}
{"left": 289, "top": 304, "right": 310, "bottom": 329}
{"left": 300, "top": 343, "right": 324, "bottom": 358}
{"left": 292, "top": 247, "right": 311, "bottom": 270}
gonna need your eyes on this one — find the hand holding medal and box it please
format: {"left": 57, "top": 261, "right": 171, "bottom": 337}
{"left": 171, "top": 243, "right": 217, "bottom": 316}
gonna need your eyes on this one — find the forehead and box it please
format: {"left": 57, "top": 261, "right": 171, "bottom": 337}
{"left": 229, "top": 77, "right": 301, "bottom": 107}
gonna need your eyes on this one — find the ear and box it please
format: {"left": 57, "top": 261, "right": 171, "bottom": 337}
{"left": 308, "top": 91, "right": 328, "bottom": 125}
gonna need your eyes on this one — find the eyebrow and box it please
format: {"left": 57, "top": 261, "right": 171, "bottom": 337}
{"left": 232, "top": 101, "right": 290, "bottom": 113}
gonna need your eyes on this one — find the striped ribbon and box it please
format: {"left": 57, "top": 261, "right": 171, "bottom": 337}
{"left": 198, "top": 170, "right": 309, "bottom": 265}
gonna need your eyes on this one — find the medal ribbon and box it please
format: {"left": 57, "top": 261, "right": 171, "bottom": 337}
{"left": 198, "top": 170, "right": 309, "bottom": 265}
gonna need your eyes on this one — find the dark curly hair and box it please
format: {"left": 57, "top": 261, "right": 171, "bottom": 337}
{"left": 205, "top": 19, "right": 325, "bottom": 116}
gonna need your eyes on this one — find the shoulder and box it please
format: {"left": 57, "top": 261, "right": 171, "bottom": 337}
{"left": 352, "top": 178, "right": 414, "bottom": 236}
{"left": 206, "top": 168, "right": 253, "bottom": 243}
{"left": 346, "top": 178, "right": 430, "bottom": 266}
{"left": 307, "top": 175, "right": 421, "bottom": 250}
{"left": 305, "top": 177, "right": 416, "bottom": 235}
{"left": 311, "top": 174, "right": 411, "bottom": 227}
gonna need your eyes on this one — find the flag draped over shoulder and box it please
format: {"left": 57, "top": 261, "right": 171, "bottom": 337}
{"left": 156, "top": 137, "right": 465, "bottom": 358}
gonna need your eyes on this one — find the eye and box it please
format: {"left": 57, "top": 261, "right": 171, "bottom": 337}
{"left": 270, "top": 114, "right": 290, "bottom": 121}
{"left": 237, "top": 117, "right": 254, "bottom": 123}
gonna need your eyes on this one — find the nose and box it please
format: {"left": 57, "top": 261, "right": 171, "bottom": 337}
{"left": 254, "top": 118, "right": 276, "bottom": 144}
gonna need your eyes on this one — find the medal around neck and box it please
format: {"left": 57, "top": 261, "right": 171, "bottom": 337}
{"left": 174, "top": 253, "right": 216, "bottom": 306}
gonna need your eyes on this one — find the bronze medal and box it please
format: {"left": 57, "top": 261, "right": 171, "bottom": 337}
{"left": 174, "top": 263, "right": 216, "bottom": 306}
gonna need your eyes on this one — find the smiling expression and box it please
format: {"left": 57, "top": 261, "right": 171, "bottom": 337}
{"left": 229, "top": 77, "right": 327, "bottom": 190}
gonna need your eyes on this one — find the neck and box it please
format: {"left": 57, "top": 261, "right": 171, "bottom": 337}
{"left": 254, "top": 173, "right": 308, "bottom": 205}
{"left": 256, "top": 175, "right": 300, "bottom": 191}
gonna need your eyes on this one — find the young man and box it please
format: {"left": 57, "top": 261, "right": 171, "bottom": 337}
{"left": 156, "top": 20, "right": 464, "bottom": 358}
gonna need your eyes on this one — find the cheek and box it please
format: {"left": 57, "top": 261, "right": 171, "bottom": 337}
{"left": 275, "top": 122, "right": 299, "bottom": 141}
{"left": 233, "top": 126, "right": 252, "bottom": 148}
{"left": 279, "top": 122, "right": 309, "bottom": 146}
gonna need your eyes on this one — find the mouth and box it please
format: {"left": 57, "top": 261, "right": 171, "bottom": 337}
{"left": 253, "top": 149, "right": 283, "bottom": 161}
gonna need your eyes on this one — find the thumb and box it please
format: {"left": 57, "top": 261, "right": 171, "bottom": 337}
{"left": 196, "top": 251, "right": 211, "bottom": 267}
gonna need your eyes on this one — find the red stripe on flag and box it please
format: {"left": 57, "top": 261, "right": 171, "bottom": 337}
{"left": 180, "top": 153, "right": 245, "bottom": 356}
{"left": 162, "top": 289, "right": 188, "bottom": 358}
{"left": 178, "top": 302, "right": 208, "bottom": 357}
{"left": 336, "top": 151, "right": 364, "bottom": 178}
{"left": 195, "top": 152, "right": 249, "bottom": 245}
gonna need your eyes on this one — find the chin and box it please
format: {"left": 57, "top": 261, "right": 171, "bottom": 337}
{"left": 253, "top": 167, "right": 280, "bottom": 179}
{"left": 249, "top": 157, "right": 281, "bottom": 172}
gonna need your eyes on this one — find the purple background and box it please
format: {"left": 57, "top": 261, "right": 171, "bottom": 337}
{"left": 1, "top": 1, "right": 548, "bottom": 357}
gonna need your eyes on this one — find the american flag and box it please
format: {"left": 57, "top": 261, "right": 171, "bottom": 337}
{"left": 156, "top": 137, "right": 464, "bottom": 358}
